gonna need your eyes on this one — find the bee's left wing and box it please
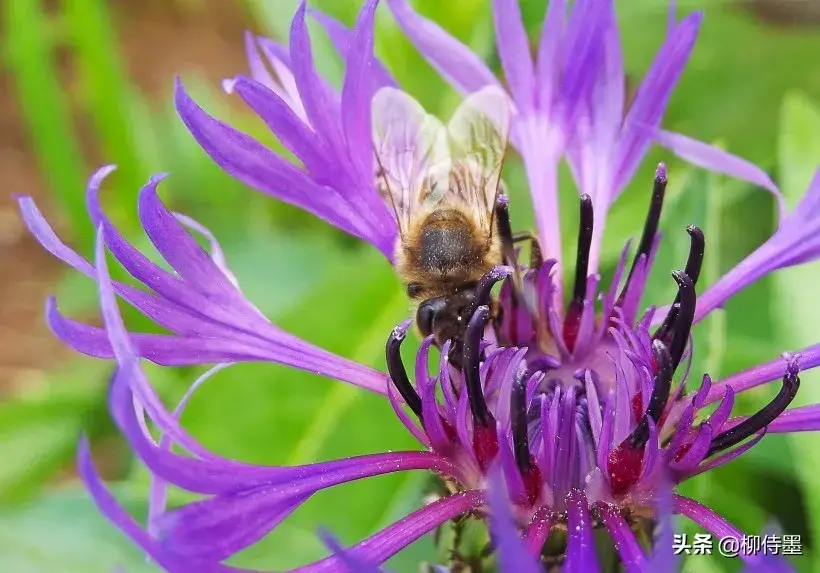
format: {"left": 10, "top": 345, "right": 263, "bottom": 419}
{"left": 372, "top": 87, "right": 450, "bottom": 236}
{"left": 446, "top": 85, "right": 512, "bottom": 237}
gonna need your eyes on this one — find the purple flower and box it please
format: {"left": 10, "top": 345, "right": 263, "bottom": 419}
{"left": 71, "top": 161, "right": 820, "bottom": 571}
{"left": 16, "top": 0, "right": 820, "bottom": 571}
{"left": 177, "top": 0, "right": 397, "bottom": 259}
{"left": 385, "top": 0, "right": 784, "bottom": 280}
{"left": 16, "top": 166, "right": 387, "bottom": 394}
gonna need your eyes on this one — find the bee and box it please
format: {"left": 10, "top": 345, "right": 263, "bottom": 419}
{"left": 373, "top": 85, "right": 533, "bottom": 349}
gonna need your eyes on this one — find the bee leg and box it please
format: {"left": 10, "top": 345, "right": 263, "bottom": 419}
{"left": 512, "top": 231, "right": 543, "bottom": 268}
{"left": 494, "top": 195, "right": 517, "bottom": 268}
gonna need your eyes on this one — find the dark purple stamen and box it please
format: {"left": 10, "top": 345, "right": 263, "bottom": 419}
{"left": 619, "top": 164, "right": 667, "bottom": 301}
{"left": 706, "top": 366, "right": 800, "bottom": 457}
{"left": 564, "top": 195, "right": 594, "bottom": 351}
{"left": 628, "top": 341, "right": 672, "bottom": 447}
{"left": 464, "top": 305, "right": 493, "bottom": 427}
{"left": 511, "top": 369, "right": 530, "bottom": 471}
{"left": 668, "top": 270, "right": 696, "bottom": 371}
{"left": 655, "top": 226, "right": 705, "bottom": 343}
{"left": 386, "top": 326, "right": 423, "bottom": 419}
{"left": 472, "top": 265, "right": 513, "bottom": 314}
{"left": 572, "top": 194, "right": 594, "bottom": 306}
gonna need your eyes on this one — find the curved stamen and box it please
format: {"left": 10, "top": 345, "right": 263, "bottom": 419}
{"left": 706, "top": 364, "right": 800, "bottom": 457}
{"left": 628, "top": 341, "right": 673, "bottom": 447}
{"left": 473, "top": 265, "right": 514, "bottom": 312}
{"left": 683, "top": 225, "right": 706, "bottom": 285}
{"left": 655, "top": 226, "right": 705, "bottom": 342}
{"left": 511, "top": 369, "right": 530, "bottom": 471}
{"left": 619, "top": 164, "right": 667, "bottom": 300}
{"left": 669, "top": 270, "right": 696, "bottom": 371}
{"left": 386, "top": 323, "right": 423, "bottom": 419}
{"left": 464, "top": 305, "right": 494, "bottom": 427}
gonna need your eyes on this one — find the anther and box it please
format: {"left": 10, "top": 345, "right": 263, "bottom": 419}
{"left": 463, "top": 305, "right": 494, "bottom": 427}
{"left": 386, "top": 323, "right": 423, "bottom": 419}
{"left": 511, "top": 369, "right": 531, "bottom": 471}
{"left": 628, "top": 341, "right": 673, "bottom": 447}
{"left": 706, "top": 366, "right": 800, "bottom": 457}
{"left": 620, "top": 164, "right": 667, "bottom": 298}
{"left": 654, "top": 226, "right": 705, "bottom": 343}
{"left": 668, "top": 270, "right": 696, "bottom": 371}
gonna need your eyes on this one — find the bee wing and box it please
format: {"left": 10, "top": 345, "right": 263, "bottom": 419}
{"left": 446, "top": 85, "right": 512, "bottom": 236}
{"left": 372, "top": 87, "right": 451, "bottom": 235}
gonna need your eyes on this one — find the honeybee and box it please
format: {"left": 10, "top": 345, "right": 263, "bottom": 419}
{"left": 372, "top": 85, "right": 529, "bottom": 348}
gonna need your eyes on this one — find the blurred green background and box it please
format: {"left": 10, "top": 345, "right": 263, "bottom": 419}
{"left": 1, "top": 0, "right": 820, "bottom": 571}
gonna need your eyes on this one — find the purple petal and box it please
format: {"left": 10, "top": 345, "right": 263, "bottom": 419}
{"left": 294, "top": 490, "right": 486, "bottom": 572}
{"left": 767, "top": 405, "right": 820, "bottom": 433}
{"left": 536, "top": 0, "right": 565, "bottom": 113}
{"left": 488, "top": 474, "right": 541, "bottom": 573}
{"left": 308, "top": 8, "right": 397, "bottom": 89}
{"left": 654, "top": 129, "right": 785, "bottom": 217}
{"left": 706, "top": 346, "right": 820, "bottom": 405}
{"left": 599, "top": 504, "right": 647, "bottom": 572}
{"left": 16, "top": 194, "right": 222, "bottom": 338}
{"left": 138, "top": 180, "right": 246, "bottom": 305}
{"left": 387, "top": 381, "right": 430, "bottom": 446}
{"left": 563, "top": 489, "right": 600, "bottom": 573}
{"left": 174, "top": 79, "right": 373, "bottom": 245}
{"left": 523, "top": 505, "right": 554, "bottom": 556}
{"left": 696, "top": 169, "right": 820, "bottom": 321}
{"left": 242, "top": 33, "right": 306, "bottom": 122}
{"left": 240, "top": 31, "right": 276, "bottom": 95}
{"left": 675, "top": 495, "right": 757, "bottom": 563}
{"left": 77, "top": 438, "right": 193, "bottom": 573}
{"left": 148, "top": 363, "right": 232, "bottom": 536}
{"left": 231, "top": 76, "right": 326, "bottom": 172}
{"left": 559, "top": 0, "right": 610, "bottom": 127}
{"left": 492, "top": 0, "right": 535, "bottom": 112}
{"left": 687, "top": 430, "right": 765, "bottom": 478}
{"left": 385, "top": 0, "right": 498, "bottom": 95}
{"left": 320, "top": 533, "right": 385, "bottom": 573}
{"left": 669, "top": 422, "right": 713, "bottom": 473}
{"left": 289, "top": 2, "right": 346, "bottom": 157}
{"left": 173, "top": 214, "right": 239, "bottom": 287}
{"left": 341, "top": 0, "right": 382, "bottom": 185}
{"left": 156, "top": 491, "right": 307, "bottom": 562}
{"left": 47, "top": 303, "right": 389, "bottom": 393}
{"left": 614, "top": 12, "right": 703, "bottom": 192}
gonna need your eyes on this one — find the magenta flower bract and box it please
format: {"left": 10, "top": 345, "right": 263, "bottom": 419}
{"left": 16, "top": 0, "right": 820, "bottom": 572}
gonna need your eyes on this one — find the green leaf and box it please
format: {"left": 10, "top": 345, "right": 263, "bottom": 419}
{"left": 778, "top": 92, "right": 820, "bottom": 203}
{"left": 0, "top": 488, "right": 158, "bottom": 573}
{"left": 773, "top": 92, "right": 820, "bottom": 572}
{"left": 3, "top": 0, "right": 87, "bottom": 241}
{"left": 0, "top": 358, "right": 111, "bottom": 502}
{"left": 62, "top": 0, "right": 144, "bottom": 236}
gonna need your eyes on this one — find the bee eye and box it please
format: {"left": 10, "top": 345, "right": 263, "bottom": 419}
{"left": 406, "top": 283, "right": 423, "bottom": 298}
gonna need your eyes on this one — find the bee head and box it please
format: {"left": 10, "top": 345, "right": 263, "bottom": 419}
{"left": 416, "top": 286, "right": 478, "bottom": 345}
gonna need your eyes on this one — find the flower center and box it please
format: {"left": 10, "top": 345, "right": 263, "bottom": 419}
{"left": 384, "top": 165, "right": 802, "bottom": 519}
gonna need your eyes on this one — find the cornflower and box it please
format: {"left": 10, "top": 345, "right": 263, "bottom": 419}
{"left": 16, "top": 0, "right": 820, "bottom": 571}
